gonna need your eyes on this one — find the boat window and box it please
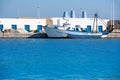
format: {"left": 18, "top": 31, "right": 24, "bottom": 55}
{"left": 54, "top": 26, "right": 58, "bottom": 29}
{"left": 66, "top": 27, "right": 70, "bottom": 30}
{"left": 76, "top": 28, "right": 79, "bottom": 31}
{"left": 75, "top": 25, "right": 80, "bottom": 28}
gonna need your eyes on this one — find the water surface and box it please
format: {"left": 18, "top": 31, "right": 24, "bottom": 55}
{"left": 0, "top": 38, "right": 120, "bottom": 80}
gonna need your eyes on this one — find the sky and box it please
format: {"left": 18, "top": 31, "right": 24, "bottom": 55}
{"left": 0, "top": 0, "right": 120, "bottom": 20}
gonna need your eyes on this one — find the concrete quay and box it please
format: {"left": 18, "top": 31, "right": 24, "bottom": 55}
{"left": 0, "top": 29, "right": 120, "bottom": 38}
{"left": 107, "top": 32, "right": 120, "bottom": 38}
{"left": 107, "top": 29, "right": 120, "bottom": 38}
{"left": 0, "top": 32, "right": 48, "bottom": 38}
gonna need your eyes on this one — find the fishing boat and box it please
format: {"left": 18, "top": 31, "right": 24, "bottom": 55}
{"left": 43, "top": 13, "right": 109, "bottom": 39}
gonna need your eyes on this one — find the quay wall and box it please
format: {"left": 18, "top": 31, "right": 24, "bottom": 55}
{"left": 0, "top": 32, "right": 47, "bottom": 38}
{"left": 1, "top": 32, "right": 120, "bottom": 38}
{"left": 107, "top": 33, "right": 120, "bottom": 38}
{"left": 107, "top": 29, "right": 120, "bottom": 38}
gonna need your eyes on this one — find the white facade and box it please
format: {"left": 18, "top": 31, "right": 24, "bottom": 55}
{"left": 0, "top": 17, "right": 109, "bottom": 33}
{"left": 0, "top": 18, "right": 46, "bottom": 33}
{"left": 52, "top": 17, "right": 109, "bottom": 31}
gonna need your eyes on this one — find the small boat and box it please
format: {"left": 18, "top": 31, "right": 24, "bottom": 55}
{"left": 43, "top": 13, "right": 109, "bottom": 39}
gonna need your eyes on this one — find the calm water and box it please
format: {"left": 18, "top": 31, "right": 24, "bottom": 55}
{"left": 0, "top": 38, "right": 120, "bottom": 80}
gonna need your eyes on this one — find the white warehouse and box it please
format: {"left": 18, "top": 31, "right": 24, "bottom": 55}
{"left": 51, "top": 17, "right": 109, "bottom": 32}
{"left": 0, "top": 18, "right": 46, "bottom": 33}
{"left": 0, "top": 17, "right": 109, "bottom": 33}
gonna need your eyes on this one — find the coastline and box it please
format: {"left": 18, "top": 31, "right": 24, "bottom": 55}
{"left": 0, "top": 30, "right": 120, "bottom": 38}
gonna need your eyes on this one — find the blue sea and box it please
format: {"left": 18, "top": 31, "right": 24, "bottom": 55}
{"left": 0, "top": 38, "right": 120, "bottom": 80}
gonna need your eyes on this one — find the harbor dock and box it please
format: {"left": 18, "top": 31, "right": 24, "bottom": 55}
{"left": 107, "top": 20, "right": 120, "bottom": 38}
{"left": 0, "top": 17, "right": 120, "bottom": 38}
{"left": 0, "top": 32, "right": 47, "bottom": 38}
{"left": 0, "top": 30, "right": 120, "bottom": 38}
{"left": 107, "top": 30, "right": 120, "bottom": 38}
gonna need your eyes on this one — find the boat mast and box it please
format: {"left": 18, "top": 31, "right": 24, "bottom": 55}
{"left": 95, "top": 13, "right": 98, "bottom": 32}
{"left": 93, "top": 13, "right": 98, "bottom": 32}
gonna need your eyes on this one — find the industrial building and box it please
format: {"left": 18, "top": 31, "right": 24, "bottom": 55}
{"left": 0, "top": 17, "right": 109, "bottom": 33}
{"left": 0, "top": 10, "right": 111, "bottom": 38}
{"left": 0, "top": 11, "right": 109, "bottom": 33}
{"left": 0, "top": 18, "right": 46, "bottom": 33}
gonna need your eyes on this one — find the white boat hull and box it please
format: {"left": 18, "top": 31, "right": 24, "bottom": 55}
{"left": 43, "top": 26, "right": 108, "bottom": 38}
{"left": 43, "top": 26, "right": 67, "bottom": 37}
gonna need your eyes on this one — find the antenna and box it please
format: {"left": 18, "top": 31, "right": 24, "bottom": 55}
{"left": 37, "top": 5, "right": 40, "bottom": 18}
{"left": 80, "top": 8, "right": 82, "bottom": 18}
{"left": 17, "top": 8, "right": 19, "bottom": 18}
{"left": 111, "top": 0, "right": 115, "bottom": 28}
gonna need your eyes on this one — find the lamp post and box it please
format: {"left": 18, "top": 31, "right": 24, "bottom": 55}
{"left": 37, "top": 5, "right": 40, "bottom": 18}
{"left": 110, "top": 0, "right": 115, "bottom": 31}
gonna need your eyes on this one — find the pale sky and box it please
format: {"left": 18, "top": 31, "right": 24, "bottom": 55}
{"left": 0, "top": 0, "right": 120, "bottom": 20}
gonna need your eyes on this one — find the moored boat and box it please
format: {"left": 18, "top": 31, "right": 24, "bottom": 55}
{"left": 43, "top": 13, "right": 109, "bottom": 39}
{"left": 43, "top": 26, "right": 108, "bottom": 38}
